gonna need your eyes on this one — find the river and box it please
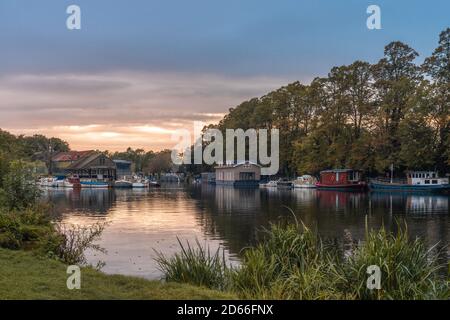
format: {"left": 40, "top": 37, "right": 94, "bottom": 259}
{"left": 42, "top": 185, "right": 450, "bottom": 279}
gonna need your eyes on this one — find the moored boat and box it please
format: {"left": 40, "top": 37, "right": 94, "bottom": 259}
{"left": 149, "top": 181, "right": 161, "bottom": 187}
{"left": 80, "top": 179, "right": 109, "bottom": 188}
{"left": 277, "top": 180, "right": 293, "bottom": 189}
{"left": 316, "top": 169, "right": 366, "bottom": 190}
{"left": 293, "top": 175, "right": 317, "bottom": 188}
{"left": 259, "top": 180, "right": 278, "bottom": 188}
{"left": 370, "top": 171, "right": 450, "bottom": 192}
{"left": 115, "top": 180, "right": 133, "bottom": 188}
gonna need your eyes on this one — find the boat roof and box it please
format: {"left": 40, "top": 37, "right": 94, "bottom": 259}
{"left": 320, "top": 169, "right": 360, "bottom": 173}
{"left": 215, "top": 161, "right": 261, "bottom": 168}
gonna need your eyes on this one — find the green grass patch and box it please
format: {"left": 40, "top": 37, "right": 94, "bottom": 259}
{"left": 0, "top": 248, "right": 235, "bottom": 300}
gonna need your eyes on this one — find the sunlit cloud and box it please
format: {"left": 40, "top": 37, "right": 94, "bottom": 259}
{"left": 0, "top": 71, "right": 291, "bottom": 151}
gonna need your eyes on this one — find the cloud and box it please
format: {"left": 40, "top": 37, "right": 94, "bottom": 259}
{"left": 0, "top": 71, "right": 291, "bottom": 151}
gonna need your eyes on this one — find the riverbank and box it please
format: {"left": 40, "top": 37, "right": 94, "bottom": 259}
{"left": 0, "top": 249, "right": 234, "bottom": 300}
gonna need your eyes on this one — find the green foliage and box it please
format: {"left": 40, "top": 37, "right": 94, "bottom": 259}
{"left": 157, "top": 221, "right": 449, "bottom": 300}
{"left": 338, "top": 222, "right": 448, "bottom": 299}
{"left": 211, "top": 29, "right": 450, "bottom": 176}
{"left": 0, "top": 160, "right": 41, "bottom": 211}
{"left": 50, "top": 223, "right": 107, "bottom": 266}
{"left": 0, "top": 206, "right": 54, "bottom": 250}
{"left": 155, "top": 238, "right": 229, "bottom": 290}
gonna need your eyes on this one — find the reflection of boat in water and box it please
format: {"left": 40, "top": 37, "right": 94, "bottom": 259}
{"left": 406, "top": 194, "right": 448, "bottom": 214}
{"left": 316, "top": 169, "right": 366, "bottom": 190}
{"left": 370, "top": 171, "right": 450, "bottom": 193}
{"left": 293, "top": 175, "right": 317, "bottom": 188}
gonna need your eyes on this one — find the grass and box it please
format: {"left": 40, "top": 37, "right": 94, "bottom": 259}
{"left": 156, "top": 220, "right": 450, "bottom": 300}
{"left": 155, "top": 238, "right": 228, "bottom": 291}
{"left": 0, "top": 248, "right": 235, "bottom": 300}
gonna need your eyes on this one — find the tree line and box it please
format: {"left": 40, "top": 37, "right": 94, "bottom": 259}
{"left": 211, "top": 28, "right": 450, "bottom": 177}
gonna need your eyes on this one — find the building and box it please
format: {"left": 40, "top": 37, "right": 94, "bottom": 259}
{"left": 51, "top": 150, "right": 94, "bottom": 176}
{"left": 215, "top": 161, "right": 261, "bottom": 187}
{"left": 113, "top": 160, "right": 132, "bottom": 178}
{"left": 67, "top": 152, "right": 117, "bottom": 182}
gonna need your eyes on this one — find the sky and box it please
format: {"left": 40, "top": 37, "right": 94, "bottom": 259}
{"left": 0, "top": 0, "right": 449, "bottom": 151}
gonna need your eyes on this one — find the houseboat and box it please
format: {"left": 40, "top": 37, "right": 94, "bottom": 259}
{"left": 370, "top": 171, "right": 450, "bottom": 192}
{"left": 293, "top": 175, "right": 317, "bottom": 188}
{"left": 316, "top": 169, "right": 366, "bottom": 190}
{"left": 215, "top": 161, "right": 261, "bottom": 187}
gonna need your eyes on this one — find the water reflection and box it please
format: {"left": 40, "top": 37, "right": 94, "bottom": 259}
{"left": 44, "top": 186, "right": 449, "bottom": 279}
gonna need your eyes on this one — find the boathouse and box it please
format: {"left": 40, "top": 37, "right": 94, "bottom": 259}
{"left": 67, "top": 152, "right": 117, "bottom": 182}
{"left": 51, "top": 150, "right": 94, "bottom": 176}
{"left": 215, "top": 161, "right": 261, "bottom": 187}
{"left": 113, "top": 160, "right": 132, "bottom": 178}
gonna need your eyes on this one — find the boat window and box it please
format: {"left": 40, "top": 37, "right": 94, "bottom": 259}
{"left": 432, "top": 173, "right": 436, "bottom": 178}
{"left": 425, "top": 180, "right": 430, "bottom": 184}
{"left": 432, "top": 180, "right": 438, "bottom": 184}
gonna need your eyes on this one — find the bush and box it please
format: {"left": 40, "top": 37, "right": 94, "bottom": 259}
{"left": 0, "top": 206, "right": 54, "bottom": 250}
{"left": 51, "top": 222, "right": 107, "bottom": 267}
{"left": 0, "top": 160, "right": 41, "bottom": 210}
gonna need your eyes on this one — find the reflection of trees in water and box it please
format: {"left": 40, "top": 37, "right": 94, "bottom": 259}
{"left": 44, "top": 189, "right": 116, "bottom": 218}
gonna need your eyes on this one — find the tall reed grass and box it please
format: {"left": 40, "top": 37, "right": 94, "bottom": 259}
{"left": 155, "top": 219, "right": 449, "bottom": 300}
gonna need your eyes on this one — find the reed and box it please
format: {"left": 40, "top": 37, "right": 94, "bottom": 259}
{"left": 155, "top": 219, "right": 449, "bottom": 300}
{"left": 154, "top": 238, "right": 229, "bottom": 290}
{"left": 336, "top": 221, "right": 449, "bottom": 299}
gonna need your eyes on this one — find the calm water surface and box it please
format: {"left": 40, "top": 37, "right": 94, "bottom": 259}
{"left": 43, "top": 185, "right": 450, "bottom": 279}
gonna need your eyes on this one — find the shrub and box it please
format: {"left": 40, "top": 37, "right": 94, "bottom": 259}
{"left": 52, "top": 222, "right": 107, "bottom": 266}
{"left": 0, "top": 160, "right": 41, "bottom": 210}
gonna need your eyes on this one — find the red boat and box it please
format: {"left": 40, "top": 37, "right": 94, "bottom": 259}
{"left": 316, "top": 169, "right": 366, "bottom": 190}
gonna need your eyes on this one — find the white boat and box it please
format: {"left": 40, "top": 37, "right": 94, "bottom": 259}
{"left": 131, "top": 175, "right": 150, "bottom": 188}
{"left": 132, "top": 180, "right": 149, "bottom": 188}
{"left": 115, "top": 180, "right": 133, "bottom": 188}
{"left": 259, "top": 180, "right": 278, "bottom": 188}
{"left": 38, "top": 177, "right": 59, "bottom": 188}
{"left": 293, "top": 175, "right": 317, "bottom": 188}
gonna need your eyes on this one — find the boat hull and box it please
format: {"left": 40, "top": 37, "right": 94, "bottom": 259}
{"left": 80, "top": 181, "right": 109, "bottom": 188}
{"left": 294, "top": 184, "right": 316, "bottom": 189}
{"left": 316, "top": 182, "right": 367, "bottom": 191}
{"left": 370, "top": 181, "right": 450, "bottom": 192}
{"left": 115, "top": 181, "right": 133, "bottom": 188}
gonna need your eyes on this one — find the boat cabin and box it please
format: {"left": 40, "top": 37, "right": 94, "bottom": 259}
{"left": 406, "top": 171, "right": 449, "bottom": 186}
{"left": 319, "top": 169, "right": 363, "bottom": 186}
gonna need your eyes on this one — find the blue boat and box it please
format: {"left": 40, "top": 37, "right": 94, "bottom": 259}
{"left": 80, "top": 180, "right": 110, "bottom": 188}
{"left": 370, "top": 171, "right": 450, "bottom": 193}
